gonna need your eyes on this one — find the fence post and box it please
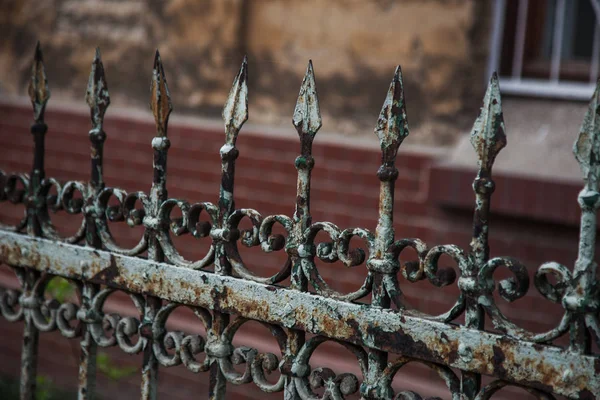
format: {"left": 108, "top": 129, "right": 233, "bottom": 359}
{"left": 463, "top": 73, "right": 506, "bottom": 398}
{"left": 284, "top": 61, "right": 322, "bottom": 399}
{"left": 363, "top": 66, "right": 409, "bottom": 399}
{"left": 18, "top": 42, "right": 51, "bottom": 400}
{"left": 141, "top": 50, "right": 173, "bottom": 400}
{"left": 565, "top": 80, "right": 600, "bottom": 353}
{"left": 207, "top": 57, "right": 248, "bottom": 400}
{"left": 76, "top": 47, "right": 111, "bottom": 400}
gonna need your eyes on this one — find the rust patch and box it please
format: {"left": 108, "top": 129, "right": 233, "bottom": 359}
{"left": 90, "top": 255, "right": 119, "bottom": 282}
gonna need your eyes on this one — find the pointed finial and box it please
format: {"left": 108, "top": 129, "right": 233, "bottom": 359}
{"left": 470, "top": 72, "right": 506, "bottom": 172}
{"left": 85, "top": 47, "right": 110, "bottom": 129}
{"left": 28, "top": 41, "right": 51, "bottom": 122}
{"left": 222, "top": 56, "right": 248, "bottom": 144}
{"left": 573, "top": 79, "right": 600, "bottom": 186}
{"left": 150, "top": 50, "right": 172, "bottom": 137}
{"left": 374, "top": 66, "right": 409, "bottom": 159}
{"left": 293, "top": 60, "right": 322, "bottom": 137}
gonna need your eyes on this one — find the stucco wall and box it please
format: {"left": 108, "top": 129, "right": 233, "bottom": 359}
{"left": 0, "top": 0, "right": 490, "bottom": 145}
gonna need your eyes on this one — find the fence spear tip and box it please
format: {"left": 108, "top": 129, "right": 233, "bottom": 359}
{"left": 470, "top": 71, "right": 506, "bottom": 172}
{"left": 222, "top": 56, "right": 248, "bottom": 142}
{"left": 28, "top": 41, "right": 50, "bottom": 122}
{"left": 374, "top": 65, "right": 409, "bottom": 155}
{"left": 86, "top": 47, "right": 110, "bottom": 127}
{"left": 293, "top": 60, "right": 321, "bottom": 137}
{"left": 150, "top": 49, "right": 172, "bottom": 136}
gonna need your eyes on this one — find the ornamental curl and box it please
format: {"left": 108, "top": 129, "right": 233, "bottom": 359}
{"left": 391, "top": 238, "right": 428, "bottom": 283}
{"left": 0, "top": 172, "right": 28, "bottom": 231}
{"left": 301, "top": 223, "right": 372, "bottom": 301}
{"left": 219, "top": 317, "right": 287, "bottom": 392}
{"left": 59, "top": 180, "right": 87, "bottom": 215}
{"left": 309, "top": 368, "right": 359, "bottom": 398}
{"left": 0, "top": 171, "right": 28, "bottom": 204}
{"left": 478, "top": 257, "right": 529, "bottom": 302}
{"left": 293, "top": 336, "right": 367, "bottom": 400}
{"left": 337, "top": 227, "right": 372, "bottom": 268}
{"left": 39, "top": 179, "right": 87, "bottom": 243}
{"left": 533, "top": 262, "right": 572, "bottom": 303}
{"left": 95, "top": 187, "right": 147, "bottom": 255}
{"left": 41, "top": 177, "right": 64, "bottom": 213}
{"left": 375, "top": 357, "right": 460, "bottom": 400}
{"left": 155, "top": 200, "right": 217, "bottom": 269}
{"left": 477, "top": 260, "right": 571, "bottom": 343}
{"left": 0, "top": 287, "right": 23, "bottom": 322}
{"left": 224, "top": 210, "right": 291, "bottom": 284}
{"left": 259, "top": 215, "right": 292, "bottom": 253}
{"left": 152, "top": 303, "right": 211, "bottom": 370}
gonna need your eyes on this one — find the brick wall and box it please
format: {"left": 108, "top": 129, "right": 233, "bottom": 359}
{"left": 0, "top": 101, "right": 593, "bottom": 399}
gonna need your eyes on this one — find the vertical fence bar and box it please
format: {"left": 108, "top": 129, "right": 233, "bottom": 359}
{"left": 19, "top": 42, "right": 51, "bottom": 400}
{"left": 511, "top": 0, "right": 529, "bottom": 79}
{"left": 142, "top": 50, "right": 173, "bottom": 400}
{"left": 85, "top": 48, "right": 109, "bottom": 249}
{"left": 550, "top": 0, "right": 566, "bottom": 82}
{"left": 208, "top": 57, "right": 248, "bottom": 400}
{"left": 285, "top": 61, "right": 321, "bottom": 399}
{"left": 78, "top": 283, "right": 98, "bottom": 400}
{"left": 78, "top": 47, "right": 111, "bottom": 400}
{"left": 565, "top": 81, "right": 600, "bottom": 353}
{"left": 364, "top": 66, "right": 408, "bottom": 399}
{"left": 464, "top": 73, "right": 506, "bottom": 399}
{"left": 26, "top": 42, "right": 49, "bottom": 238}
{"left": 18, "top": 268, "right": 40, "bottom": 400}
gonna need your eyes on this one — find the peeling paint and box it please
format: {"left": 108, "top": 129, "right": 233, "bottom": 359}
{"left": 1, "top": 45, "right": 599, "bottom": 400}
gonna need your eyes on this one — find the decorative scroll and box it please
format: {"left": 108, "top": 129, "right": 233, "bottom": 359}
{"left": 0, "top": 44, "right": 599, "bottom": 400}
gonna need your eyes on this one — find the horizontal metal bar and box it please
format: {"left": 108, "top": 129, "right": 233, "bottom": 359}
{"left": 498, "top": 77, "right": 596, "bottom": 100}
{"left": 0, "top": 230, "right": 597, "bottom": 399}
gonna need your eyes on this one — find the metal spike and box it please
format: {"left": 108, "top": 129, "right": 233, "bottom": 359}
{"left": 150, "top": 50, "right": 172, "bottom": 137}
{"left": 222, "top": 56, "right": 248, "bottom": 143}
{"left": 85, "top": 47, "right": 110, "bottom": 129}
{"left": 573, "top": 79, "right": 600, "bottom": 185}
{"left": 375, "top": 66, "right": 409, "bottom": 153}
{"left": 28, "top": 41, "right": 51, "bottom": 122}
{"left": 470, "top": 72, "right": 506, "bottom": 172}
{"left": 293, "top": 60, "right": 322, "bottom": 137}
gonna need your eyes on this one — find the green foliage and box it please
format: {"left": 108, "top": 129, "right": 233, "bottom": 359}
{"left": 97, "top": 352, "right": 137, "bottom": 380}
{"left": 45, "top": 277, "right": 75, "bottom": 303}
{"left": 35, "top": 375, "right": 53, "bottom": 400}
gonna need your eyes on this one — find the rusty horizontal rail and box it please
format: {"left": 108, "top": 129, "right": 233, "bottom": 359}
{"left": 1, "top": 230, "right": 598, "bottom": 398}
{"left": 0, "top": 43, "right": 599, "bottom": 399}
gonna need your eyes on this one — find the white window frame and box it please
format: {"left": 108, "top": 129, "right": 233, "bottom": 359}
{"left": 487, "top": 0, "right": 600, "bottom": 100}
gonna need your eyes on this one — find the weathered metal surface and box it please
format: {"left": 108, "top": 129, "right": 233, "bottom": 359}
{"left": 0, "top": 43, "right": 599, "bottom": 400}
{"left": 0, "top": 230, "right": 599, "bottom": 398}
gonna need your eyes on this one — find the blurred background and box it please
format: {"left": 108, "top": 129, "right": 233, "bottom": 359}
{"left": 0, "top": 0, "right": 598, "bottom": 399}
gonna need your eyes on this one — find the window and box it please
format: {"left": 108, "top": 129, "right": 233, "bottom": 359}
{"left": 488, "top": 0, "right": 600, "bottom": 99}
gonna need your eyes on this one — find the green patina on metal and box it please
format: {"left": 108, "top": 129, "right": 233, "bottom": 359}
{"left": 0, "top": 43, "right": 599, "bottom": 400}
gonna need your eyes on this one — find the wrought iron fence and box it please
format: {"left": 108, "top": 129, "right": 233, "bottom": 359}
{"left": 0, "top": 43, "right": 598, "bottom": 400}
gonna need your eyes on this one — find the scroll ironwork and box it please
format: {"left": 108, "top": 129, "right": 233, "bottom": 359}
{"left": 0, "top": 43, "right": 599, "bottom": 400}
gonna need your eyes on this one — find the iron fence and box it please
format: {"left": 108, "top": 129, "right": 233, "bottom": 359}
{"left": 0, "top": 43, "right": 599, "bottom": 399}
